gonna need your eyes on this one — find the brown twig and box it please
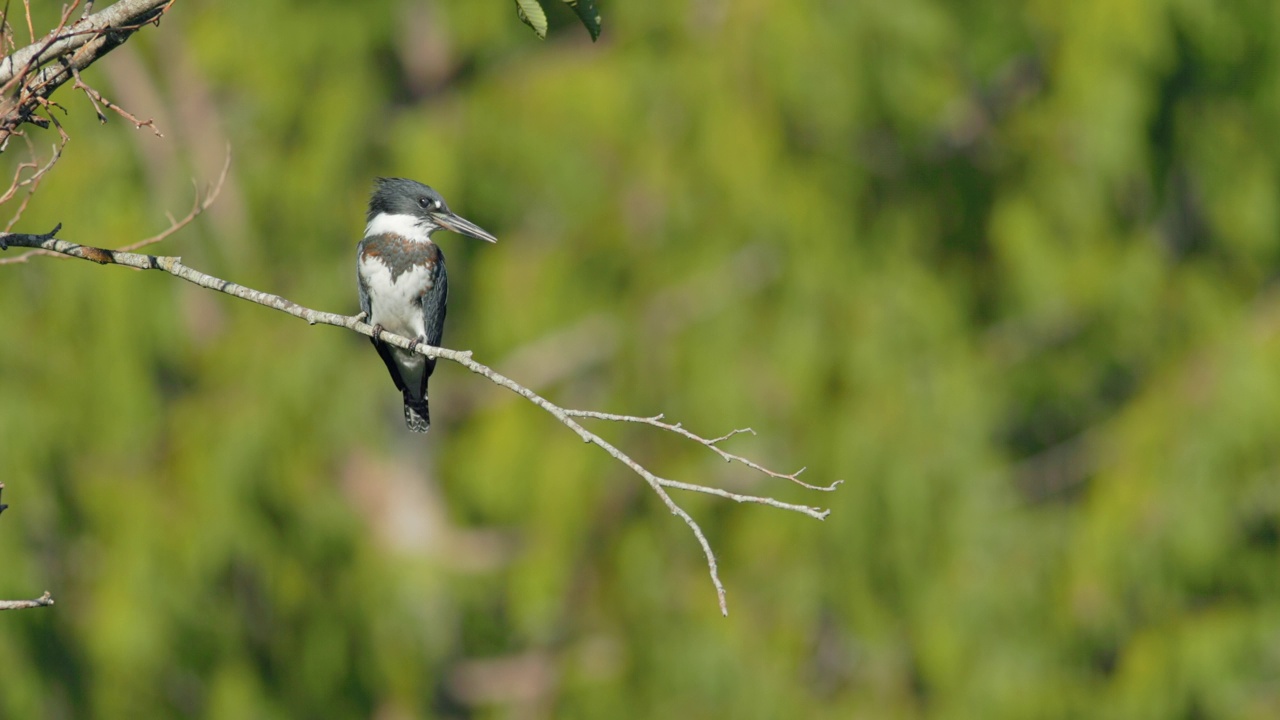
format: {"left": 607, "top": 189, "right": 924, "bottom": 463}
{"left": 0, "top": 134, "right": 58, "bottom": 204}
{"left": 0, "top": 227, "right": 838, "bottom": 616}
{"left": 0, "top": 4, "right": 15, "bottom": 56}
{"left": 0, "top": 147, "right": 228, "bottom": 265}
{"left": 116, "top": 147, "right": 228, "bottom": 251}
{"left": 70, "top": 64, "right": 162, "bottom": 136}
{"left": 22, "top": 0, "right": 33, "bottom": 44}
{"left": 0, "top": 134, "right": 65, "bottom": 232}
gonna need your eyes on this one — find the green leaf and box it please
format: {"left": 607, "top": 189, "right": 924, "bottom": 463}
{"left": 562, "top": 0, "right": 602, "bottom": 41}
{"left": 514, "top": 0, "right": 548, "bottom": 39}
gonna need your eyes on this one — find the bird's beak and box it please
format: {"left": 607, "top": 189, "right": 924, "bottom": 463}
{"left": 431, "top": 211, "right": 497, "bottom": 243}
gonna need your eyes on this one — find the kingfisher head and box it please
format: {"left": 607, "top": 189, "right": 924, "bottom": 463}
{"left": 365, "top": 177, "right": 497, "bottom": 244}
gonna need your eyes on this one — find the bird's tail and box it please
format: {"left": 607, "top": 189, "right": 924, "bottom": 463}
{"left": 403, "top": 392, "right": 430, "bottom": 433}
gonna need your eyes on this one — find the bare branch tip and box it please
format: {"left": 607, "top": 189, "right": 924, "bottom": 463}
{"left": 0, "top": 590, "right": 55, "bottom": 610}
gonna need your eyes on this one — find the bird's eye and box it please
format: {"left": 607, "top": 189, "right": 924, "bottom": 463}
{"left": 417, "top": 196, "right": 430, "bottom": 209}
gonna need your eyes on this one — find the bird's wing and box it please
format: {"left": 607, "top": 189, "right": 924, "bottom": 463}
{"left": 356, "top": 238, "right": 373, "bottom": 318}
{"left": 416, "top": 253, "right": 448, "bottom": 400}
{"left": 423, "top": 254, "right": 448, "bottom": 349}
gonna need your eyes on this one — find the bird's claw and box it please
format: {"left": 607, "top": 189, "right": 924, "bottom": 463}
{"left": 371, "top": 323, "right": 385, "bottom": 341}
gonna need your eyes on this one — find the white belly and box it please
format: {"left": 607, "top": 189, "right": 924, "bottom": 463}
{"left": 360, "top": 257, "right": 432, "bottom": 396}
{"left": 361, "top": 259, "right": 429, "bottom": 338}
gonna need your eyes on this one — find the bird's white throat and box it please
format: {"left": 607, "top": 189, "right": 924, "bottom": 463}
{"left": 364, "top": 212, "right": 433, "bottom": 243}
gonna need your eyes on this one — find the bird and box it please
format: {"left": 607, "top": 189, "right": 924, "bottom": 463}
{"left": 356, "top": 177, "right": 497, "bottom": 433}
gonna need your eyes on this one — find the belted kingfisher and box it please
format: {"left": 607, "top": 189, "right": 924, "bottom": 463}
{"left": 357, "top": 178, "right": 497, "bottom": 433}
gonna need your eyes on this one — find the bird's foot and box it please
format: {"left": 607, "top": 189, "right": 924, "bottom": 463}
{"left": 371, "top": 323, "right": 385, "bottom": 341}
{"left": 408, "top": 335, "right": 426, "bottom": 355}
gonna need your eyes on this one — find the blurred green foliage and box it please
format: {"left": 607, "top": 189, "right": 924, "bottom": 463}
{"left": 1, "top": 0, "right": 1279, "bottom": 717}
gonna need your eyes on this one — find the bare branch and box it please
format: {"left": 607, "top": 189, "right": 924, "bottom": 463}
{"left": 657, "top": 478, "right": 831, "bottom": 519}
{"left": 0, "top": 0, "right": 174, "bottom": 145}
{"left": 0, "top": 228, "right": 837, "bottom": 615}
{"left": 0, "top": 0, "right": 167, "bottom": 87}
{"left": 0, "top": 590, "right": 54, "bottom": 611}
{"left": 565, "top": 410, "right": 843, "bottom": 492}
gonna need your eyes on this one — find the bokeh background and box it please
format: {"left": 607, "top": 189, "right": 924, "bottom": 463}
{"left": 2, "top": 0, "right": 1279, "bottom": 717}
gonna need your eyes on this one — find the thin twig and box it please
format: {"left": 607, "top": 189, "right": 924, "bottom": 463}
{"left": 0, "top": 3, "right": 14, "bottom": 61}
{"left": 657, "top": 477, "right": 832, "bottom": 519}
{"left": 0, "top": 227, "right": 837, "bottom": 615}
{"left": 0, "top": 150, "right": 228, "bottom": 265}
{"left": 566, "top": 410, "right": 843, "bottom": 492}
{"left": 117, "top": 148, "right": 229, "bottom": 252}
{"left": 0, "top": 134, "right": 65, "bottom": 233}
{"left": 2, "top": 142, "right": 57, "bottom": 229}
{"left": 70, "top": 63, "right": 162, "bottom": 136}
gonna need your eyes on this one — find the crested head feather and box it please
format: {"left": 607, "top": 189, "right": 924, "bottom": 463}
{"left": 367, "top": 177, "right": 449, "bottom": 223}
